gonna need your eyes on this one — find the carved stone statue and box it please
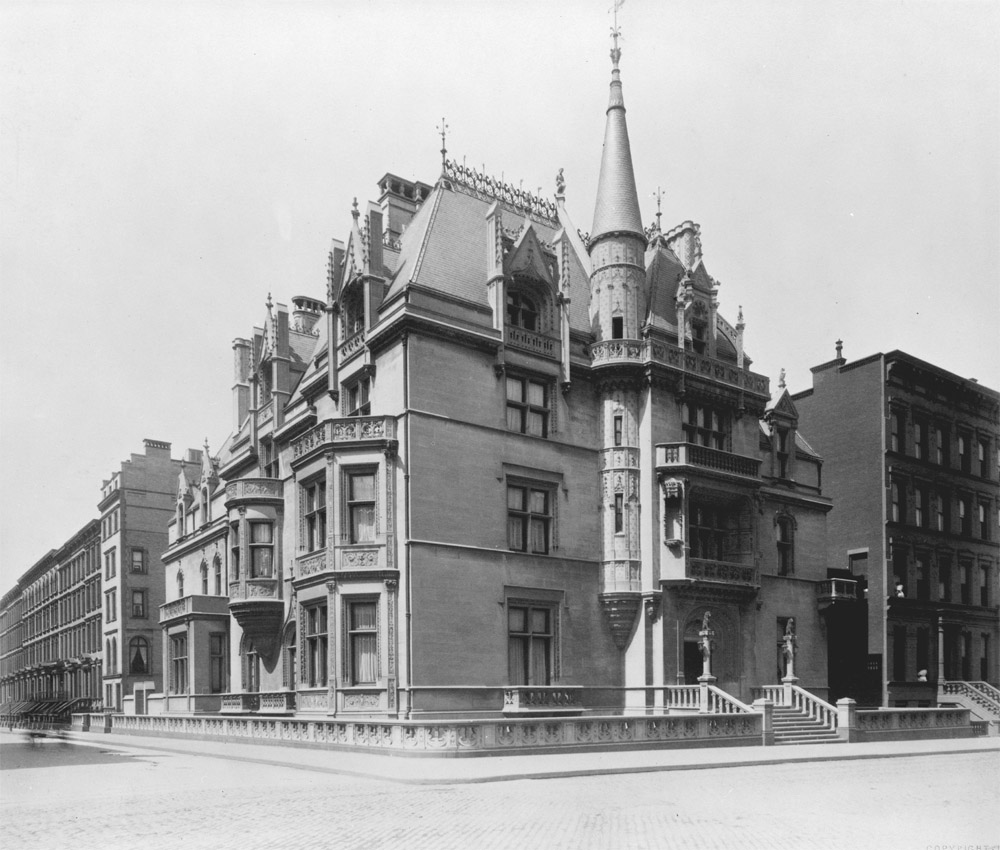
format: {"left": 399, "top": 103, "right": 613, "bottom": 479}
{"left": 782, "top": 618, "right": 796, "bottom": 661}
{"left": 701, "top": 610, "right": 712, "bottom": 632}
{"left": 555, "top": 168, "right": 566, "bottom": 196}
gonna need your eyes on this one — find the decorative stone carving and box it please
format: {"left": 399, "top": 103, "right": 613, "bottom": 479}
{"left": 599, "top": 593, "right": 641, "bottom": 649}
{"left": 342, "top": 549, "right": 378, "bottom": 568}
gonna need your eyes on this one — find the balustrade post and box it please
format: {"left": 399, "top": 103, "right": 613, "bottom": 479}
{"left": 697, "top": 614, "right": 716, "bottom": 712}
{"left": 753, "top": 698, "right": 774, "bottom": 746}
{"left": 836, "top": 697, "right": 857, "bottom": 742}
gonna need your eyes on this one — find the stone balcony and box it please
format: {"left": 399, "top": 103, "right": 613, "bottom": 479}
{"left": 159, "top": 594, "right": 230, "bottom": 625}
{"left": 224, "top": 478, "right": 283, "bottom": 508}
{"left": 505, "top": 325, "right": 558, "bottom": 359}
{"left": 684, "top": 558, "right": 759, "bottom": 588}
{"left": 589, "top": 339, "right": 770, "bottom": 398}
{"left": 656, "top": 442, "right": 761, "bottom": 482}
{"left": 291, "top": 416, "right": 397, "bottom": 467}
{"left": 228, "top": 579, "right": 283, "bottom": 647}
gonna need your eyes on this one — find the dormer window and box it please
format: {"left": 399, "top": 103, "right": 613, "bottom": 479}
{"left": 341, "top": 283, "right": 365, "bottom": 338}
{"left": 777, "top": 429, "right": 789, "bottom": 478}
{"left": 507, "top": 292, "right": 538, "bottom": 331}
{"left": 691, "top": 321, "right": 707, "bottom": 355}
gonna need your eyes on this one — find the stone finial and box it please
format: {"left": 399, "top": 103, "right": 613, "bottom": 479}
{"left": 778, "top": 368, "right": 786, "bottom": 389}
{"left": 555, "top": 167, "right": 566, "bottom": 198}
{"left": 835, "top": 339, "right": 844, "bottom": 359}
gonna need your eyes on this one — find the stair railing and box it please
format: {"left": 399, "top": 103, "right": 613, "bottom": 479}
{"left": 968, "top": 681, "right": 1000, "bottom": 705}
{"left": 707, "top": 685, "right": 754, "bottom": 714}
{"left": 788, "top": 684, "right": 837, "bottom": 731}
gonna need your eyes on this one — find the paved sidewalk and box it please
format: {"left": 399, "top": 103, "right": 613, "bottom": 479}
{"left": 40, "top": 729, "right": 1000, "bottom": 784}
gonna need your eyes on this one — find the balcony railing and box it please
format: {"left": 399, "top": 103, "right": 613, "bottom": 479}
{"left": 505, "top": 325, "right": 558, "bottom": 359}
{"left": 817, "top": 578, "right": 859, "bottom": 606}
{"left": 228, "top": 579, "right": 280, "bottom": 601}
{"left": 656, "top": 442, "right": 761, "bottom": 479}
{"left": 503, "top": 687, "right": 582, "bottom": 714}
{"left": 159, "top": 595, "right": 230, "bottom": 624}
{"left": 224, "top": 478, "right": 283, "bottom": 504}
{"left": 339, "top": 330, "right": 365, "bottom": 360}
{"left": 291, "top": 416, "right": 397, "bottom": 462}
{"left": 589, "top": 339, "right": 770, "bottom": 396}
{"left": 687, "top": 558, "right": 759, "bottom": 587}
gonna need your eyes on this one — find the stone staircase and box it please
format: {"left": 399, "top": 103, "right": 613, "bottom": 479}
{"left": 772, "top": 705, "right": 843, "bottom": 745}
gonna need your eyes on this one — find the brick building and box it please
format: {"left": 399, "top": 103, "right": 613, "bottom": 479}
{"left": 154, "top": 39, "right": 839, "bottom": 720}
{"left": 794, "top": 347, "right": 1000, "bottom": 705}
{"left": 0, "top": 521, "right": 102, "bottom": 722}
{"left": 99, "top": 439, "right": 202, "bottom": 711}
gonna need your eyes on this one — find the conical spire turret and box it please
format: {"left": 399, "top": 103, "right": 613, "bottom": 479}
{"left": 591, "top": 32, "right": 644, "bottom": 242}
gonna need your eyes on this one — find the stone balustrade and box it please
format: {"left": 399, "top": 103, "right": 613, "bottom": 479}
{"left": 505, "top": 326, "right": 557, "bottom": 359}
{"left": 816, "top": 578, "right": 858, "bottom": 606}
{"left": 687, "top": 558, "right": 759, "bottom": 588}
{"left": 224, "top": 478, "right": 283, "bottom": 505}
{"left": 291, "top": 416, "right": 397, "bottom": 463}
{"left": 159, "top": 594, "right": 230, "bottom": 624}
{"left": 656, "top": 442, "right": 761, "bottom": 479}
{"left": 589, "top": 339, "right": 769, "bottom": 397}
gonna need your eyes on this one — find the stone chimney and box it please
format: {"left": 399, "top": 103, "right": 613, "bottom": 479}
{"left": 291, "top": 295, "right": 324, "bottom": 335}
{"left": 232, "top": 337, "right": 251, "bottom": 429}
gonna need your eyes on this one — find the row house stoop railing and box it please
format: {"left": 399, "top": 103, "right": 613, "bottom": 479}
{"left": 939, "top": 681, "right": 1000, "bottom": 719}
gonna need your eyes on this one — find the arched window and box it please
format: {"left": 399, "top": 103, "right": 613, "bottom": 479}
{"left": 177, "top": 571, "right": 184, "bottom": 598}
{"left": 506, "top": 291, "right": 539, "bottom": 331}
{"left": 776, "top": 515, "right": 795, "bottom": 575}
{"left": 129, "top": 637, "right": 149, "bottom": 675}
{"left": 213, "top": 555, "right": 223, "bottom": 595}
{"left": 200, "top": 560, "right": 209, "bottom": 595}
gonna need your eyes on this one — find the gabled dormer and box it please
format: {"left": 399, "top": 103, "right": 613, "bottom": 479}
{"left": 764, "top": 382, "right": 800, "bottom": 481}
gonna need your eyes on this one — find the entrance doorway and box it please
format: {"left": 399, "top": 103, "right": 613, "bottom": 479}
{"left": 683, "top": 640, "right": 702, "bottom": 684}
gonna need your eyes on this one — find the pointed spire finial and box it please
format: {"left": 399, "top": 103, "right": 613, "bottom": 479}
{"left": 779, "top": 368, "right": 786, "bottom": 389}
{"left": 351, "top": 197, "right": 359, "bottom": 220}
{"left": 266, "top": 292, "right": 273, "bottom": 311}
{"left": 556, "top": 168, "right": 566, "bottom": 200}
{"left": 204, "top": 437, "right": 210, "bottom": 452}
{"left": 737, "top": 305, "right": 745, "bottom": 329}
{"left": 610, "top": 0, "right": 625, "bottom": 69}
{"left": 652, "top": 186, "right": 665, "bottom": 231}
{"left": 437, "top": 117, "right": 449, "bottom": 169}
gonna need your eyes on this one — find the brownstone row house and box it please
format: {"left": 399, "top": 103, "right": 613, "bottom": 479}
{"left": 794, "top": 348, "right": 1000, "bottom": 706}
{"left": 154, "top": 41, "right": 851, "bottom": 721}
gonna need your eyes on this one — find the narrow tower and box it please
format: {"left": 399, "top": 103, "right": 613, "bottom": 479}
{"left": 590, "top": 29, "right": 647, "bottom": 651}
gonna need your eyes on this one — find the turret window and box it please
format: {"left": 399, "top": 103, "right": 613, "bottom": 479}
{"left": 611, "top": 316, "right": 624, "bottom": 339}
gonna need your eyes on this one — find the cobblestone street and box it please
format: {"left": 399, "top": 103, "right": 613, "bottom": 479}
{"left": 2, "top": 735, "right": 998, "bottom": 850}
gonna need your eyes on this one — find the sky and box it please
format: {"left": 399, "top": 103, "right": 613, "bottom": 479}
{"left": 1, "top": 0, "right": 998, "bottom": 594}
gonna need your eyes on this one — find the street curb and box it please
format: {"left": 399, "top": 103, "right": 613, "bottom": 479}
{"left": 24, "top": 731, "right": 999, "bottom": 786}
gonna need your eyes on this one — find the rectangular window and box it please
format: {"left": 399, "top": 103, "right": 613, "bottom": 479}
{"left": 916, "top": 628, "right": 929, "bottom": 676}
{"left": 691, "top": 504, "right": 729, "bottom": 561}
{"left": 890, "top": 410, "right": 905, "bottom": 453}
{"left": 982, "top": 635, "right": 991, "bottom": 682}
{"left": 249, "top": 522, "right": 274, "bottom": 578}
{"left": 131, "top": 590, "right": 146, "bottom": 619}
{"left": 958, "top": 433, "right": 970, "bottom": 472}
{"left": 303, "top": 478, "right": 327, "bottom": 552}
{"left": 507, "top": 485, "right": 551, "bottom": 554}
{"left": 915, "top": 556, "right": 929, "bottom": 601}
{"left": 960, "top": 563, "right": 971, "bottom": 605}
{"left": 979, "top": 439, "right": 990, "bottom": 478}
{"left": 304, "top": 603, "right": 328, "bottom": 687}
{"left": 131, "top": 550, "right": 146, "bottom": 573}
{"left": 682, "top": 402, "right": 728, "bottom": 451}
{"left": 914, "top": 486, "right": 926, "bottom": 528}
{"left": 611, "top": 316, "right": 624, "bottom": 339}
{"left": 614, "top": 493, "right": 624, "bottom": 534}
{"left": 348, "top": 600, "right": 378, "bottom": 685}
{"left": 914, "top": 420, "right": 926, "bottom": 460}
{"left": 260, "top": 438, "right": 279, "bottom": 479}
{"left": 892, "top": 547, "right": 908, "bottom": 597}
{"left": 981, "top": 565, "right": 990, "bottom": 608}
{"left": 508, "top": 604, "right": 553, "bottom": 686}
{"left": 170, "top": 634, "right": 188, "bottom": 694}
{"left": 938, "top": 557, "right": 952, "bottom": 602}
{"left": 347, "top": 472, "right": 376, "bottom": 544}
{"left": 613, "top": 415, "right": 623, "bottom": 447}
{"left": 979, "top": 502, "right": 989, "bottom": 540}
{"left": 962, "top": 632, "right": 972, "bottom": 679}
{"left": 935, "top": 426, "right": 947, "bottom": 465}
{"left": 105, "top": 589, "right": 117, "bottom": 622}
{"left": 346, "top": 378, "right": 371, "bottom": 417}
{"left": 892, "top": 625, "right": 907, "bottom": 682}
{"left": 936, "top": 490, "right": 948, "bottom": 532}
{"left": 959, "top": 498, "right": 971, "bottom": 536}
{"left": 209, "top": 633, "right": 226, "bottom": 694}
{"left": 506, "top": 376, "right": 549, "bottom": 437}
{"left": 890, "top": 480, "right": 904, "bottom": 524}
{"left": 105, "top": 549, "right": 116, "bottom": 579}
{"left": 231, "top": 523, "right": 240, "bottom": 581}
